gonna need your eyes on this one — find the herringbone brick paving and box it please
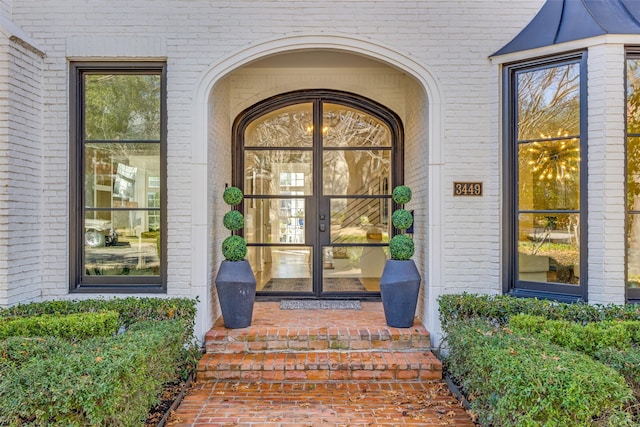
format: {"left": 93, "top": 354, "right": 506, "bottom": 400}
{"left": 169, "top": 302, "right": 476, "bottom": 426}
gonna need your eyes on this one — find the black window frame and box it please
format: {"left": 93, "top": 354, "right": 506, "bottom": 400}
{"left": 503, "top": 51, "right": 588, "bottom": 302}
{"left": 69, "top": 62, "right": 167, "bottom": 293}
{"left": 626, "top": 49, "right": 640, "bottom": 303}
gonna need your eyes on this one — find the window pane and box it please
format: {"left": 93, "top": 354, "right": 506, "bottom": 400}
{"left": 518, "top": 139, "right": 580, "bottom": 210}
{"left": 84, "top": 210, "right": 160, "bottom": 276}
{"left": 245, "top": 198, "right": 306, "bottom": 244}
{"left": 244, "top": 150, "right": 312, "bottom": 195}
{"left": 323, "top": 150, "right": 391, "bottom": 195}
{"left": 517, "top": 213, "right": 580, "bottom": 285}
{"left": 323, "top": 246, "right": 388, "bottom": 292}
{"left": 330, "top": 198, "right": 390, "bottom": 244}
{"left": 84, "top": 143, "right": 160, "bottom": 209}
{"left": 517, "top": 63, "right": 580, "bottom": 141}
{"left": 628, "top": 59, "right": 640, "bottom": 134}
{"left": 244, "top": 104, "right": 313, "bottom": 147}
{"left": 323, "top": 103, "right": 392, "bottom": 147}
{"left": 84, "top": 74, "right": 161, "bottom": 141}
{"left": 628, "top": 213, "right": 640, "bottom": 288}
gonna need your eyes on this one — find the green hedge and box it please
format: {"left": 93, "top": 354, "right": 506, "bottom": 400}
{"left": 509, "top": 314, "right": 640, "bottom": 356}
{"left": 0, "top": 297, "right": 197, "bottom": 338}
{"left": 0, "top": 320, "right": 186, "bottom": 427}
{"left": 596, "top": 348, "right": 640, "bottom": 400}
{"left": 445, "top": 320, "right": 635, "bottom": 427}
{"left": 0, "top": 311, "right": 120, "bottom": 342}
{"left": 438, "top": 293, "right": 640, "bottom": 331}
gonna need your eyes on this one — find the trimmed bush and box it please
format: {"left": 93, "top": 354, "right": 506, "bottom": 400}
{"left": 222, "top": 186, "right": 243, "bottom": 205}
{"left": 445, "top": 320, "right": 635, "bottom": 426}
{"left": 0, "top": 320, "right": 187, "bottom": 427}
{"left": 438, "top": 293, "right": 640, "bottom": 332}
{"left": 391, "top": 209, "right": 413, "bottom": 230}
{"left": 0, "top": 311, "right": 120, "bottom": 342}
{"left": 0, "top": 297, "right": 198, "bottom": 338}
{"left": 596, "top": 347, "right": 640, "bottom": 400}
{"left": 509, "top": 314, "right": 640, "bottom": 356}
{"left": 222, "top": 235, "right": 248, "bottom": 261}
{"left": 223, "top": 210, "right": 244, "bottom": 231}
{"left": 392, "top": 185, "right": 412, "bottom": 204}
{"left": 389, "top": 234, "right": 415, "bottom": 260}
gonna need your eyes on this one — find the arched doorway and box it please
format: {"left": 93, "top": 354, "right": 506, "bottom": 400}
{"left": 233, "top": 90, "right": 404, "bottom": 298}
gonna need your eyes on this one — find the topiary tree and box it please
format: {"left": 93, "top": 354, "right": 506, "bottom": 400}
{"left": 389, "top": 185, "right": 414, "bottom": 260}
{"left": 222, "top": 186, "right": 247, "bottom": 261}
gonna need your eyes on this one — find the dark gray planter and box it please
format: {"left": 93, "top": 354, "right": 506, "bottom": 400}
{"left": 379, "top": 259, "right": 421, "bottom": 328}
{"left": 215, "top": 259, "right": 256, "bottom": 329}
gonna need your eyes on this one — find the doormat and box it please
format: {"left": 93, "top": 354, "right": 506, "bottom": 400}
{"left": 261, "top": 277, "right": 366, "bottom": 292}
{"left": 280, "top": 300, "right": 362, "bottom": 310}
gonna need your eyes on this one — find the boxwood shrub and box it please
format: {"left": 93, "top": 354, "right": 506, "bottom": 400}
{"left": 596, "top": 347, "right": 640, "bottom": 400}
{"left": 508, "top": 314, "right": 640, "bottom": 356}
{"left": 0, "top": 320, "right": 187, "bottom": 427}
{"left": 439, "top": 293, "right": 640, "bottom": 331}
{"left": 0, "top": 311, "right": 120, "bottom": 342}
{"left": 445, "top": 320, "right": 635, "bottom": 427}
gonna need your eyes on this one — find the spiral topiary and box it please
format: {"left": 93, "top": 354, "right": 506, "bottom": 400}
{"left": 389, "top": 185, "right": 415, "bottom": 260}
{"left": 222, "top": 235, "right": 247, "bottom": 261}
{"left": 222, "top": 186, "right": 247, "bottom": 261}
{"left": 223, "top": 210, "right": 244, "bottom": 232}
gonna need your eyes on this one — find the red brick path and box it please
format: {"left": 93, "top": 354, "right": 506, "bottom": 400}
{"left": 169, "top": 302, "right": 476, "bottom": 426}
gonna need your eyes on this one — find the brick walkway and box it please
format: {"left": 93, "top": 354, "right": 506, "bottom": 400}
{"left": 168, "top": 302, "right": 476, "bottom": 427}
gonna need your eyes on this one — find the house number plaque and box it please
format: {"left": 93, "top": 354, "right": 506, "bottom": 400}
{"left": 453, "top": 182, "right": 483, "bottom": 196}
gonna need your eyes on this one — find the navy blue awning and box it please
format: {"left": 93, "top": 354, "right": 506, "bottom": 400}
{"left": 493, "top": 0, "right": 640, "bottom": 57}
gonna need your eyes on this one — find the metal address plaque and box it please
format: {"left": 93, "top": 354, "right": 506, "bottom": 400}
{"left": 453, "top": 182, "right": 483, "bottom": 196}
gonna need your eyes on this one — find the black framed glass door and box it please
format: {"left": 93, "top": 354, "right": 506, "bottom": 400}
{"left": 234, "top": 90, "right": 403, "bottom": 298}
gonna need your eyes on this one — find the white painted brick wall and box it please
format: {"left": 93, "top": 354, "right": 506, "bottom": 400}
{"left": 587, "top": 43, "right": 626, "bottom": 305}
{"left": 0, "top": 34, "right": 43, "bottom": 307}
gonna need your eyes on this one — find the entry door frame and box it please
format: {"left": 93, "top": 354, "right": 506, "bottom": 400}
{"left": 233, "top": 89, "right": 404, "bottom": 299}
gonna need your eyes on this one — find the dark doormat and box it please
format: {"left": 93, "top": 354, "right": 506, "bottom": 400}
{"left": 261, "top": 277, "right": 366, "bottom": 292}
{"left": 280, "top": 300, "right": 362, "bottom": 310}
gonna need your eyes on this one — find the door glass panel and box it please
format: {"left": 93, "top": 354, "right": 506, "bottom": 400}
{"left": 518, "top": 139, "right": 580, "bottom": 210}
{"left": 245, "top": 150, "right": 312, "bottom": 195}
{"left": 330, "top": 198, "right": 390, "bottom": 244}
{"left": 517, "top": 213, "right": 580, "bottom": 285}
{"left": 84, "top": 210, "right": 160, "bottom": 276}
{"left": 249, "top": 246, "right": 312, "bottom": 292}
{"left": 323, "top": 150, "right": 391, "bottom": 195}
{"left": 323, "top": 103, "right": 391, "bottom": 147}
{"left": 245, "top": 198, "right": 305, "bottom": 244}
{"left": 322, "top": 246, "right": 387, "bottom": 292}
{"left": 245, "top": 104, "right": 313, "bottom": 148}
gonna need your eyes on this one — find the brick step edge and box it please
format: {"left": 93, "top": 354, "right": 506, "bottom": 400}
{"left": 204, "top": 330, "right": 430, "bottom": 354}
{"left": 196, "top": 350, "right": 442, "bottom": 382}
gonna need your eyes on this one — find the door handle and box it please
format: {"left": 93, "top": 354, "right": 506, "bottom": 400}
{"left": 319, "top": 223, "right": 326, "bottom": 232}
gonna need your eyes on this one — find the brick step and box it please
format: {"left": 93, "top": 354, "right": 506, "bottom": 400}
{"left": 204, "top": 323, "right": 430, "bottom": 354}
{"left": 196, "top": 350, "right": 442, "bottom": 382}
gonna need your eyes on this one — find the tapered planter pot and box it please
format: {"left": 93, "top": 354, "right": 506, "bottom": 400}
{"left": 379, "top": 259, "right": 421, "bottom": 328}
{"left": 215, "top": 259, "right": 256, "bottom": 329}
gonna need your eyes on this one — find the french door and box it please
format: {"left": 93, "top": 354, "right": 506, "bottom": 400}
{"left": 234, "top": 90, "right": 403, "bottom": 298}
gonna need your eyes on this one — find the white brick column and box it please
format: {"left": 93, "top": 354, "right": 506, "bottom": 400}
{"left": 587, "top": 43, "right": 626, "bottom": 304}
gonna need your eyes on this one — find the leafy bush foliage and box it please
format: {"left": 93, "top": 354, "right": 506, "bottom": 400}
{"left": 0, "top": 297, "right": 198, "bottom": 339}
{"left": 392, "top": 185, "right": 412, "bottom": 205}
{"left": 509, "top": 314, "right": 640, "bottom": 356}
{"left": 438, "top": 292, "right": 640, "bottom": 332}
{"left": 0, "top": 320, "right": 187, "bottom": 427}
{"left": 391, "top": 209, "right": 413, "bottom": 230}
{"left": 389, "top": 234, "right": 415, "bottom": 260}
{"left": 445, "top": 320, "right": 635, "bottom": 426}
{"left": 223, "top": 186, "right": 243, "bottom": 205}
{"left": 222, "top": 235, "right": 248, "bottom": 261}
{"left": 223, "top": 210, "right": 244, "bottom": 231}
{"left": 596, "top": 347, "right": 640, "bottom": 400}
{"left": 0, "top": 311, "right": 119, "bottom": 342}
